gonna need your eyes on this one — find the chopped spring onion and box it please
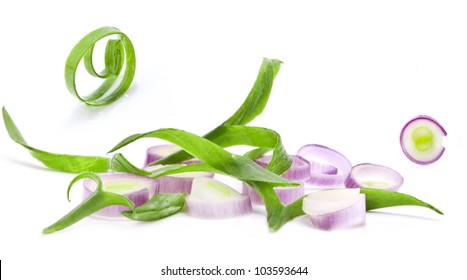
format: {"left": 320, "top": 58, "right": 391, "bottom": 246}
{"left": 145, "top": 144, "right": 200, "bottom": 166}
{"left": 302, "top": 189, "right": 366, "bottom": 230}
{"left": 186, "top": 177, "right": 252, "bottom": 219}
{"left": 242, "top": 155, "right": 308, "bottom": 205}
{"left": 400, "top": 115, "right": 447, "bottom": 165}
{"left": 254, "top": 155, "right": 311, "bottom": 181}
{"left": 345, "top": 163, "right": 404, "bottom": 192}
{"left": 297, "top": 144, "right": 352, "bottom": 187}
{"left": 65, "top": 26, "right": 136, "bottom": 106}
{"left": 242, "top": 183, "right": 304, "bottom": 206}
{"left": 43, "top": 173, "right": 135, "bottom": 234}
{"left": 82, "top": 172, "right": 158, "bottom": 218}
{"left": 144, "top": 164, "right": 213, "bottom": 194}
{"left": 2, "top": 107, "right": 110, "bottom": 173}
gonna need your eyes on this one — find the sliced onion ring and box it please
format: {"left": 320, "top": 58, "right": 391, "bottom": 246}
{"left": 186, "top": 177, "right": 252, "bottom": 219}
{"left": 242, "top": 183, "right": 304, "bottom": 206}
{"left": 400, "top": 115, "right": 447, "bottom": 165}
{"left": 345, "top": 163, "right": 404, "bottom": 191}
{"left": 145, "top": 144, "right": 200, "bottom": 166}
{"left": 254, "top": 155, "right": 311, "bottom": 181}
{"left": 302, "top": 188, "right": 366, "bottom": 230}
{"left": 297, "top": 144, "right": 352, "bottom": 187}
{"left": 82, "top": 172, "right": 158, "bottom": 218}
{"left": 144, "top": 165, "right": 213, "bottom": 194}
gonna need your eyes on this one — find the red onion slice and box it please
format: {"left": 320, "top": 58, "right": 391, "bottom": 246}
{"left": 186, "top": 177, "right": 252, "bottom": 219}
{"left": 302, "top": 189, "right": 366, "bottom": 230}
{"left": 242, "top": 183, "right": 304, "bottom": 206}
{"left": 83, "top": 172, "right": 158, "bottom": 218}
{"left": 254, "top": 155, "right": 311, "bottom": 181}
{"left": 400, "top": 115, "right": 447, "bottom": 165}
{"left": 145, "top": 144, "right": 200, "bottom": 166}
{"left": 345, "top": 163, "right": 404, "bottom": 192}
{"left": 297, "top": 144, "right": 352, "bottom": 187}
{"left": 144, "top": 165, "right": 213, "bottom": 194}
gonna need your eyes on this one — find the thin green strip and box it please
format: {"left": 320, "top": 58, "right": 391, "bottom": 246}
{"left": 65, "top": 26, "right": 136, "bottom": 106}
{"left": 2, "top": 107, "right": 109, "bottom": 173}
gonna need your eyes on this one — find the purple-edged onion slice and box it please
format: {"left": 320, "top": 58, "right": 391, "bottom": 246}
{"left": 242, "top": 183, "right": 304, "bottom": 206}
{"left": 144, "top": 165, "right": 213, "bottom": 194}
{"left": 254, "top": 155, "right": 311, "bottom": 182}
{"left": 297, "top": 144, "right": 352, "bottom": 187}
{"left": 302, "top": 188, "right": 366, "bottom": 230}
{"left": 83, "top": 173, "right": 158, "bottom": 218}
{"left": 400, "top": 115, "right": 447, "bottom": 165}
{"left": 186, "top": 177, "right": 252, "bottom": 219}
{"left": 242, "top": 155, "right": 307, "bottom": 205}
{"left": 145, "top": 144, "right": 200, "bottom": 166}
{"left": 345, "top": 163, "right": 404, "bottom": 191}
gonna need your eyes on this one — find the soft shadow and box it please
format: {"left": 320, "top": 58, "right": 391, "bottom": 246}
{"left": 0, "top": 154, "right": 54, "bottom": 172}
{"left": 66, "top": 83, "right": 139, "bottom": 122}
{"left": 367, "top": 210, "right": 441, "bottom": 221}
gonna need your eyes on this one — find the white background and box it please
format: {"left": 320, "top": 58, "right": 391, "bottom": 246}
{"left": 1, "top": 0, "right": 466, "bottom": 279}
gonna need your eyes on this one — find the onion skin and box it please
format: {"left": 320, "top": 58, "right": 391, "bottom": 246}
{"left": 82, "top": 173, "right": 158, "bottom": 218}
{"left": 308, "top": 194, "right": 366, "bottom": 230}
{"left": 400, "top": 115, "right": 447, "bottom": 165}
{"left": 297, "top": 144, "right": 352, "bottom": 187}
{"left": 242, "top": 183, "right": 304, "bottom": 206}
{"left": 345, "top": 163, "right": 404, "bottom": 192}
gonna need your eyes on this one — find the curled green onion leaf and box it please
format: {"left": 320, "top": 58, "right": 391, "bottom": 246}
{"left": 43, "top": 173, "right": 135, "bottom": 234}
{"left": 65, "top": 26, "right": 136, "bottom": 106}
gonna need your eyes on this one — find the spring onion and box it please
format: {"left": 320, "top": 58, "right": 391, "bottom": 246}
{"left": 186, "top": 177, "right": 252, "bottom": 219}
{"left": 297, "top": 144, "right": 352, "bottom": 187}
{"left": 43, "top": 173, "right": 135, "bottom": 234}
{"left": 400, "top": 115, "right": 447, "bottom": 165}
{"left": 345, "top": 163, "right": 404, "bottom": 192}
{"left": 2, "top": 107, "right": 109, "bottom": 173}
{"left": 82, "top": 172, "right": 158, "bottom": 218}
{"left": 145, "top": 144, "right": 200, "bottom": 166}
{"left": 65, "top": 26, "right": 136, "bottom": 106}
{"left": 144, "top": 164, "right": 212, "bottom": 194}
{"left": 302, "top": 189, "right": 366, "bottom": 230}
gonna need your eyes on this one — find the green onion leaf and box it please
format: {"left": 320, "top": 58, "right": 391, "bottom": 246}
{"left": 65, "top": 26, "right": 136, "bottom": 106}
{"left": 43, "top": 173, "right": 135, "bottom": 234}
{"left": 121, "top": 193, "right": 187, "bottom": 221}
{"left": 361, "top": 188, "right": 443, "bottom": 215}
{"left": 2, "top": 107, "right": 109, "bottom": 173}
{"left": 155, "top": 58, "right": 282, "bottom": 165}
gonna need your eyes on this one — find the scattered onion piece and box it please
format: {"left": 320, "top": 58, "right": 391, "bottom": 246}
{"left": 144, "top": 165, "right": 213, "bottom": 194}
{"left": 186, "top": 177, "right": 252, "bottom": 219}
{"left": 345, "top": 163, "right": 404, "bottom": 191}
{"left": 297, "top": 144, "right": 352, "bottom": 187}
{"left": 242, "top": 155, "right": 307, "bottom": 205}
{"left": 82, "top": 172, "right": 158, "bottom": 218}
{"left": 254, "top": 155, "right": 311, "bottom": 181}
{"left": 400, "top": 115, "right": 447, "bottom": 165}
{"left": 145, "top": 144, "right": 201, "bottom": 166}
{"left": 302, "top": 189, "right": 366, "bottom": 230}
{"left": 242, "top": 183, "right": 304, "bottom": 206}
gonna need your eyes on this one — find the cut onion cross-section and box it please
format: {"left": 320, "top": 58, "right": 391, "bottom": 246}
{"left": 242, "top": 155, "right": 307, "bottom": 205}
{"left": 302, "top": 188, "right": 366, "bottom": 230}
{"left": 400, "top": 115, "right": 447, "bottom": 165}
{"left": 82, "top": 172, "right": 158, "bottom": 218}
{"left": 297, "top": 144, "right": 352, "bottom": 187}
{"left": 186, "top": 177, "right": 252, "bottom": 219}
{"left": 144, "top": 165, "right": 213, "bottom": 194}
{"left": 145, "top": 144, "right": 201, "bottom": 166}
{"left": 345, "top": 163, "right": 404, "bottom": 192}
